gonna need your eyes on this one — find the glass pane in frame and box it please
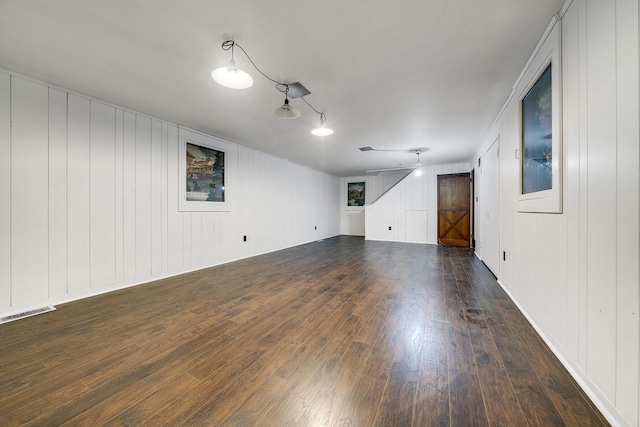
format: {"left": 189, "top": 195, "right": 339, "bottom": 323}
{"left": 521, "top": 63, "right": 553, "bottom": 194}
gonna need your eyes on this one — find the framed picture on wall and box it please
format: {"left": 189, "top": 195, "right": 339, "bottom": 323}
{"left": 179, "top": 127, "right": 235, "bottom": 212}
{"left": 516, "top": 17, "right": 562, "bottom": 213}
{"left": 347, "top": 181, "right": 366, "bottom": 207}
{"left": 185, "top": 142, "right": 225, "bottom": 202}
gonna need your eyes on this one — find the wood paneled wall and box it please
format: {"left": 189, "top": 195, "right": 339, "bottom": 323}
{"left": 0, "top": 72, "right": 340, "bottom": 317}
{"left": 339, "top": 173, "right": 406, "bottom": 236}
{"left": 472, "top": 1, "right": 639, "bottom": 425}
{"left": 364, "top": 163, "right": 471, "bottom": 244}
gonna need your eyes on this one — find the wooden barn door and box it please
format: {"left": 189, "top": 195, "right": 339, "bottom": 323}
{"left": 437, "top": 173, "right": 471, "bottom": 247}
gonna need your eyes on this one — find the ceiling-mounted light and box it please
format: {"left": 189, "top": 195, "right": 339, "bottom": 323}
{"left": 273, "top": 88, "right": 301, "bottom": 119}
{"left": 414, "top": 151, "right": 423, "bottom": 176}
{"left": 311, "top": 112, "right": 333, "bottom": 136}
{"left": 211, "top": 41, "right": 253, "bottom": 89}
{"left": 312, "top": 126, "right": 333, "bottom": 137}
{"left": 363, "top": 148, "right": 428, "bottom": 174}
{"left": 212, "top": 39, "right": 332, "bottom": 132}
{"left": 211, "top": 58, "right": 253, "bottom": 89}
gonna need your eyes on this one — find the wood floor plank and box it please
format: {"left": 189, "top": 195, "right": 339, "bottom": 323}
{"left": 1, "top": 284, "right": 239, "bottom": 396}
{"left": 468, "top": 328, "right": 529, "bottom": 427}
{"left": 217, "top": 373, "right": 290, "bottom": 426}
{"left": 360, "top": 320, "right": 400, "bottom": 383}
{"left": 273, "top": 302, "right": 356, "bottom": 381}
{"left": 319, "top": 341, "right": 373, "bottom": 427}
{"left": 482, "top": 297, "right": 567, "bottom": 427}
{"left": 463, "top": 270, "right": 567, "bottom": 427}
{"left": 59, "top": 363, "right": 192, "bottom": 426}
{"left": 0, "top": 344, "right": 142, "bottom": 416}
{"left": 147, "top": 315, "right": 303, "bottom": 424}
{"left": 413, "top": 319, "right": 450, "bottom": 427}
{"left": 145, "top": 342, "right": 292, "bottom": 426}
{"left": 448, "top": 326, "right": 490, "bottom": 427}
{"left": 100, "top": 373, "right": 200, "bottom": 427}
{"left": 0, "top": 236, "right": 608, "bottom": 427}
{"left": 180, "top": 324, "right": 301, "bottom": 426}
{"left": 0, "top": 380, "right": 90, "bottom": 427}
{"left": 333, "top": 373, "right": 387, "bottom": 427}
{"left": 280, "top": 315, "right": 364, "bottom": 425}
{"left": 187, "top": 290, "right": 313, "bottom": 381}
{"left": 26, "top": 327, "right": 221, "bottom": 426}
{"left": 373, "top": 353, "right": 419, "bottom": 426}
{"left": 82, "top": 324, "right": 234, "bottom": 390}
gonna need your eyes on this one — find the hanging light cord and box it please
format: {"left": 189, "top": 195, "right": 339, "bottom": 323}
{"left": 301, "top": 97, "right": 321, "bottom": 116}
{"left": 222, "top": 40, "right": 283, "bottom": 86}
{"left": 221, "top": 40, "right": 328, "bottom": 120}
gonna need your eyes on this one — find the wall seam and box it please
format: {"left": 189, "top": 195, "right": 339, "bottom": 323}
{"left": 47, "top": 87, "right": 50, "bottom": 299}
{"left": 637, "top": 1, "right": 640, "bottom": 423}
{"left": 613, "top": 0, "right": 619, "bottom": 410}
{"left": 65, "top": 92, "right": 69, "bottom": 296}
{"left": 88, "top": 101, "right": 92, "bottom": 289}
{"left": 8, "top": 76, "right": 12, "bottom": 307}
{"left": 113, "top": 107, "right": 117, "bottom": 285}
{"left": 134, "top": 115, "right": 138, "bottom": 279}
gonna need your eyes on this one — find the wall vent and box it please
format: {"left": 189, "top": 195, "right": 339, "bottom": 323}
{"left": 0, "top": 305, "right": 56, "bottom": 325}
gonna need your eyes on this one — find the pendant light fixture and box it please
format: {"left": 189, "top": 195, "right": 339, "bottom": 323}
{"left": 211, "top": 41, "right": 253, "bottom": 89}
{"left": 414, "top": 151, "right": 423, "bottom": 176}
{"left": 273, "top": 87, "right": 301, "bottom": 119}
{"left": 311, "top": 112, "right": 334, "bottom": 136}
{"left": 211, "top": 39, "right": 333, "bottom": 135}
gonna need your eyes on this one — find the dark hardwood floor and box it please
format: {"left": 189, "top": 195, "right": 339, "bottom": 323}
{"left": 0, "top": 236, "right": 609, "bottom": 426}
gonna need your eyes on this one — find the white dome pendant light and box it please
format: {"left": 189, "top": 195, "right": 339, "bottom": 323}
{"left": 211, "top": 41, "right": 253, "bottom": 89}
{"left": 311, "top": 112, "right": 334, "bottom": 136}
{"left": 273, "top": 87, "right": 301, "bottom": 119}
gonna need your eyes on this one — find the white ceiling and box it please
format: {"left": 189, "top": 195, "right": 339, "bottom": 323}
{"left": 0, "top": 0, "right": 564, "bottom": 177}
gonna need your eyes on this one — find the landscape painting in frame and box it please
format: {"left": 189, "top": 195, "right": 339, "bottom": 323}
{"left": 521, "top": 63, "right": 552, "bottom": 194}
{"left": 347, "top": 182, "right": 365, "bottom": 207}
{"left": 186, "top": 142, "right": 225, "bottom": 202}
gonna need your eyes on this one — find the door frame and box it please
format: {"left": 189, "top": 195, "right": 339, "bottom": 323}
{"left": 470, "top": 169, "right": 475, "bottom": 249}
{"left": 437, "top": 172, "right": 472, "bottom": 247}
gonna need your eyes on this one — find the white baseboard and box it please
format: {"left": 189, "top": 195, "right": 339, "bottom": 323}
{"left": 496, "top": 279, "right": 627, "bottom": 427}
{"left": 0, "top": 234, "right": 342, "bottom": 319}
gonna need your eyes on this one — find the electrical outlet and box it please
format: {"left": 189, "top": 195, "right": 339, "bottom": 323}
{"left": 388, "top": 226, "right": 392, "bottom": 231}
{"left": 243, "top": 235, "right": 247, "bottom": 242}
{"left": 314, "top": 226, "right": 317, "bottom": 230}
{"left": 503, "top": 251, "right": 506, "bottom": 261}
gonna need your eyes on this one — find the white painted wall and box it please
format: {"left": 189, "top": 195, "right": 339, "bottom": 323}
{"left": 339, "top": 172, "right": 406, "bottom": 236}
{"left": 0, "top": 71, "right": 341, "bottom": 317}
{"left": 473, "top": 1, "right": 639, "bottom": 425}
{"left": 364, "top": 163, "right": 471, "bottom": 244}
